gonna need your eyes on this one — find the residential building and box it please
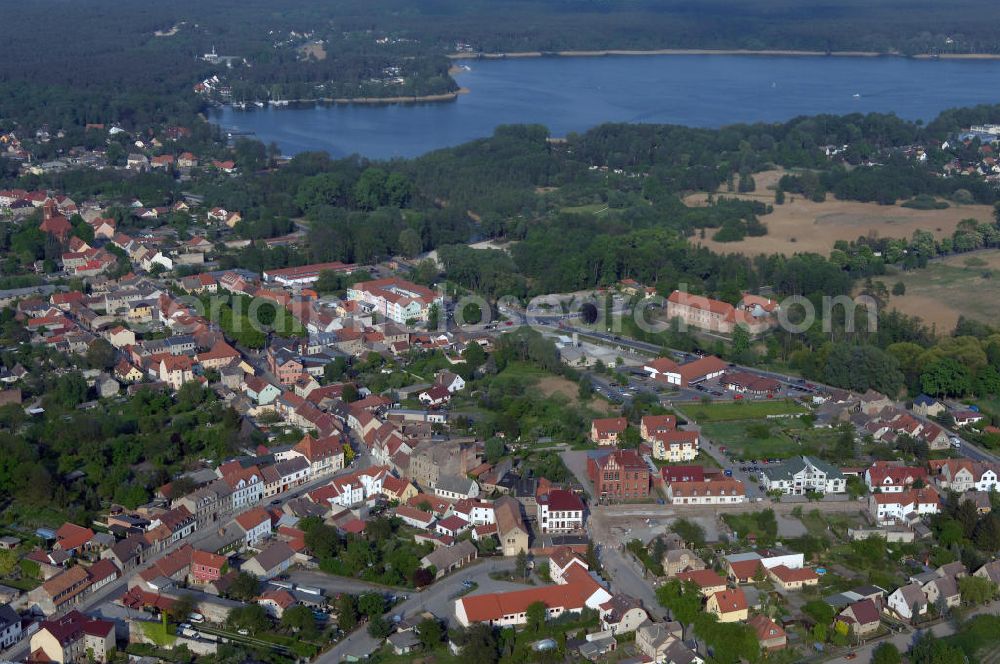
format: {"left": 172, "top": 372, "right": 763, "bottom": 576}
{"left": 29, "top": 611, "right": 115, "bottom": 663}
{"left": 864, "top": 462, "right": 928, "bottom": 493}
{"left": 836, "top": 599, "right": 881, "bottom": 637}
{"left": 0, "top": 604, "right": 22, "bottom": 650}
{"left": 887, "top": 583, "right": 928, "bottom": 622}
{"left": 675, "top": 569, "right": 727, "bottom": 597}
{"left": 665, "top": 479, "right": 746, "bottom": 505}
{"left": 347, "top": 277, "right": 442, "bottom": 324}
{"left": 651, "top": 430, "right": 699, "bottom": 462}
{"left": 494, "top": 496, "right": 529, "bottom": 557}
{"left": 598, "top": 595, "right": 649, "bottom": 635}
{"left": 242, "top": 542, "right": 296, "bottom": 579}
{"left": 706, "top": 588, "right": 748, "bottom": 623}
{"left": 922, "top": 575, "right": 960, "bottom": 609}
{"left": 768, "top": 564, "right": 819, "bottom": 591}
{"left": 748, "top": 614, "right": 786, "bottom": 651}
{"left": 536, "top": 489, "right": 585, "bottom": 533}
{"left": 590, "top": 417, "right": 627, "bottom": 446}
{"left": 868, "top": 487, "right": 940, "bottom": 525}
{"left": 761, "top": 456, "right": 846, "bottom": 495}
{"left": 665, "top": 290, "right": 777, "bottom": 336}
{"left": 662, "top": 549, "right": 706, "bottom": 578}
{"left": 234, "top": 507, "right": 272, "bottom": 547}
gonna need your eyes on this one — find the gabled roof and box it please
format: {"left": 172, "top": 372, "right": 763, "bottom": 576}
{"left": 709, "top": 588, "right": 747, "bottom": 613}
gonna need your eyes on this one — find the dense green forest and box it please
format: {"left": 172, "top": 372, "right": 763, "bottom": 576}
{"left": 5, "top": 0, "right": 1000, "bottom": 127}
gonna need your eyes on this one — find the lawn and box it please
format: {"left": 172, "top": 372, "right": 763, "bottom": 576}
{"left": 684, "top": 400, "right": 807, "bottom": 422}
{"left": 889, "top": 249, "right": 1000, "bottom": 330}
{"left": 700, "top": 416, "right": 835, "bottom": 460}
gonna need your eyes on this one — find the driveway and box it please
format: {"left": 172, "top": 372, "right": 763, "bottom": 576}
{"left": 561, "top": 449, "right": 595, "bottom": 498}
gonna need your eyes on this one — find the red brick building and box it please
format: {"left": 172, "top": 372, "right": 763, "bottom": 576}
{"left": 587, "top": 450, "right": 650, "bottom": 501}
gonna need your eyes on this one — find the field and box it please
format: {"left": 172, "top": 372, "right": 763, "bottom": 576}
{"left": 886, "top": 250, "right": 1000, "bottom": 330}
{"left": 682, "top": 399, "right": 807, "bottom": 422}
{"left": 499, "top": 361, "right": 615, "bottom": 414}
{"left": 684, "top": 170, "right": 995, "bottom": 257}
{"left": 700, "top": 417, "right": 839, "bottom": 460}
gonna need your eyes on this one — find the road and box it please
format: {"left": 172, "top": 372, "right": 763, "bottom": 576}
{"left": 0, "top": 453, "right": 374, "bottom": 662}
{"left": 597, "top": 545, "right": 665, "bottom": 621}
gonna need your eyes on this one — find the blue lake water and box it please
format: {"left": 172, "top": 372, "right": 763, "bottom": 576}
{"left": 211, "top": 54, "right": 1000, "bottom": 159}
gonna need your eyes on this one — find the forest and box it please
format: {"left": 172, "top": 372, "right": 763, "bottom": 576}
{"left": 6, "top": 0, "right": 1000, "bottom": 128}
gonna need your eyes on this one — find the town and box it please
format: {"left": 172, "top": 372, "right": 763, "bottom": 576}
{"left": 1, "top": 57, "right": 1000, "bottom": 664}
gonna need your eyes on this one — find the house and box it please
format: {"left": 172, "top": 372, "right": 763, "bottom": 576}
{"left": 435, "top": 370, "right": 466, "bottom": 394}
{"left": 591, "top": 417, "right": 628, "bottom": 446}
{"left": 292, "top": 434, "right": 344, "bottom": 477}
{"left": 434, "top": 475, "right": 479, "bottom": 501}
{"left": 887, "top": 583, "right": 928, "bottom": 622}
{"left": 242, "top": 542, "right": 296, "bottom": 579}
{"left": 748, "top": 614, "right": 786, "bottom": 651}
{"left": 675, "top": 569, "right": 727, "bottom": 597}
{"left": 494, "top": 496, "right": 529, "bottom": 557}
{"left": 549, "top": 546, "right": 588, "bottom": 585}
{"left": 435, "top": 515, "right": 470, "bottom": 538}
{"left": 911, "top": 395, "right": 946, "bottom": 418}
{"left": 454, "top": 562, "right": 611, "bottom": 627}
{"left": 587, "top": 449, "right": 650, "bottom": 501}
{"left": 643, "top": 357, "right": 682, "bottom": 385}
{"left": 421, "top": 540, "right": 478, "bottom": 579}
{"left": 418, "top": 384, "right": 451, "bottom": 408}
{"left": 761, "top": 456, "right": 846, "bottom": 495}
{"left": 836, "top": 598, "right": 881, "bottom": 637}
{"left": 768, "top": 564, "right": 819, "bottom": 591}
{"left": 953, "top": 410, "right": 986, "bottom": 428}
{"left": 598, "top": 594, "right": 649, "bottom": 635}
{"left": 54, "top": 523, "right": 95, "bottom": 556}
{"left": 864, "top": 462, "right": 928, "bottom": 493}
{"left": 158, "top": 354, "right": 195, "bottom": 390}
{"left": 922, "top": 574, "right": 960, "bottom": 609}
{"left": 234, "top": 507, "right": 272, "bottom": 547}
{"left": 706, "top": 588, "right": 748, "bottom": 622}
{"left": 395, "top": 505, "right": 436, "bottom": 530}
{"left": 0, "top": 604, "right": 22, "bottom": 650}
{"left": 868, "top": 487, "right": 940, "bottom": 525}
{"left": 635, "top": 623, "right": 697, "bottom": 663}
{"left": 662, "top": 549, "right": 706, "bottom": 578}
{"left": 651, "top": 430, "right": 699, "bottom": 462}
{"left": 30, "top": 566, "right": 91, "bottom": 615}
{"left": 29, "top": 611, "right": 115, "bottom": 663}
{"left": 666, "top": 479, "right": 746, "bottom": 505}
{"left": 640, "top": 414, "right": 676, "bottom": 441}
{"left": 536, "top": 489, "right": 585, "bottom": 533}
{"left": 257, "top": 589, "right": 296, "bottom": 618}
{"left": 665, "top": 290, "right": 777, "bottom": 336}
{"left": 191, "top": 549, "right": 228, "bottom": 584}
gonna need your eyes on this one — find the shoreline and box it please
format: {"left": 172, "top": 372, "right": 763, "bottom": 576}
{"left": 228, "top": 88, "right": 469, "bottom": 108}
{"left": 449, "top": 48, "right": 1000, "bottom": 60}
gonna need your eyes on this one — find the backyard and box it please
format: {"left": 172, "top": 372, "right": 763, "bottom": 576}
{"left": 699, "top": 416, "right": 840, "bottom": 461}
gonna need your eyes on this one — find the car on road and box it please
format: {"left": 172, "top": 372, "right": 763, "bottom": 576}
{"left": 237, "top": 629, "right": 250, "bottom": 636}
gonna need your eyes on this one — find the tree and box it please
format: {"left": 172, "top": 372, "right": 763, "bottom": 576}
{"left": 398, "top": 228, "right": 423, "bottom": 258}
{"left": 871, "top": 642, "right": 901, "bottom": 664}
{"left": 336, "top": 593, "right": 358, "bottom": 631}
{"left": 514, "top": 551, "right": 528, "bottom": 579}
{"left": 731, "top": 324, "right": 751, "bottom": 358}
{"left": 454, "top": 623, "right": 499, "bottom": 664}
{"left": 908, "top": 630, "right": 965, "bottom": 664}
{"left": 525, "top": 601, "right": 547, "bottom": 632}
{"left": 892, "top": 282, "right": 906, "bottom": 296}
{"left": 417, "top": 617, "right": 443, "bottom": 649}
{"left": 484, "top": 438, "right": 504, "bottom": 464}
{"left": 669, "top": 519, "right": 706, "bottom": 548}
{"left": 227, "top": 604, "right": 270, "bottom": 635}
{"left": 578, "top": 375, "right": 593, "bottom": 400}
{"left": 921, "top": 356, "right": 972, "bottom": 397}
{"left": 281, "top": 604, "right": 317, "bottom": 636}
{"left": 367, "top": 616, "right": 392, "bottom": 639}
{"left": 358, "top": 592, "right": 385, "bottom": 619}
{"left": 85, "top": 338, "right": 117, "bottom": 371}
{"left": 958, "top": 575, "right": 997, "bottom": 605}
{"left": 227, "top": 572, "right": 261, "bottom": 601}
{"left": 170, "top": 594, "right": 198, "bottom": 623}
{"left": 412, "top": 567, "right": 434, "bottom": 587}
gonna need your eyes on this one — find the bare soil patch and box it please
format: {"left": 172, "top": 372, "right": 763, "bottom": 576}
{"left": 537, "top": 375, "right": 615, "bottom": 414}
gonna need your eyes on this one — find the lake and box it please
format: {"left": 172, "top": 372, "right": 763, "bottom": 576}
{"left": 211, "top": 54, "right": 1000, "bottom": 159}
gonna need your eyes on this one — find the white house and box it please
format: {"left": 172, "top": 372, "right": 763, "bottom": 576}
{"left": 761, "top": 456, "right": 846, "bottom": 495}
{"left": 868, "top": 487, "right": 940, "bottom": 525}
{"left": 234, "top": 508, "right": 272, "bottom": 547}
{"left": 888, "top": 583, "right": 928, "bottom": 622}
{"left": 452, "top": 499, "right": 495, "bottom": 526}
{"left": 434, "top": 476, "right": 479, "bottom": 501}
{"left": 536, "top": 489, "right": 585, "bottom": 534}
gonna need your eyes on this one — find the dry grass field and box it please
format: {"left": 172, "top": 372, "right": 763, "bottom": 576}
{"left": 536, "top": 375, "right": 615, "bottom": 414}
{"left": 685, "top": 170, "right": 995, "bottom": 257}
{"left": 885, "top": 250, "right": 1000, "bottom": 331}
